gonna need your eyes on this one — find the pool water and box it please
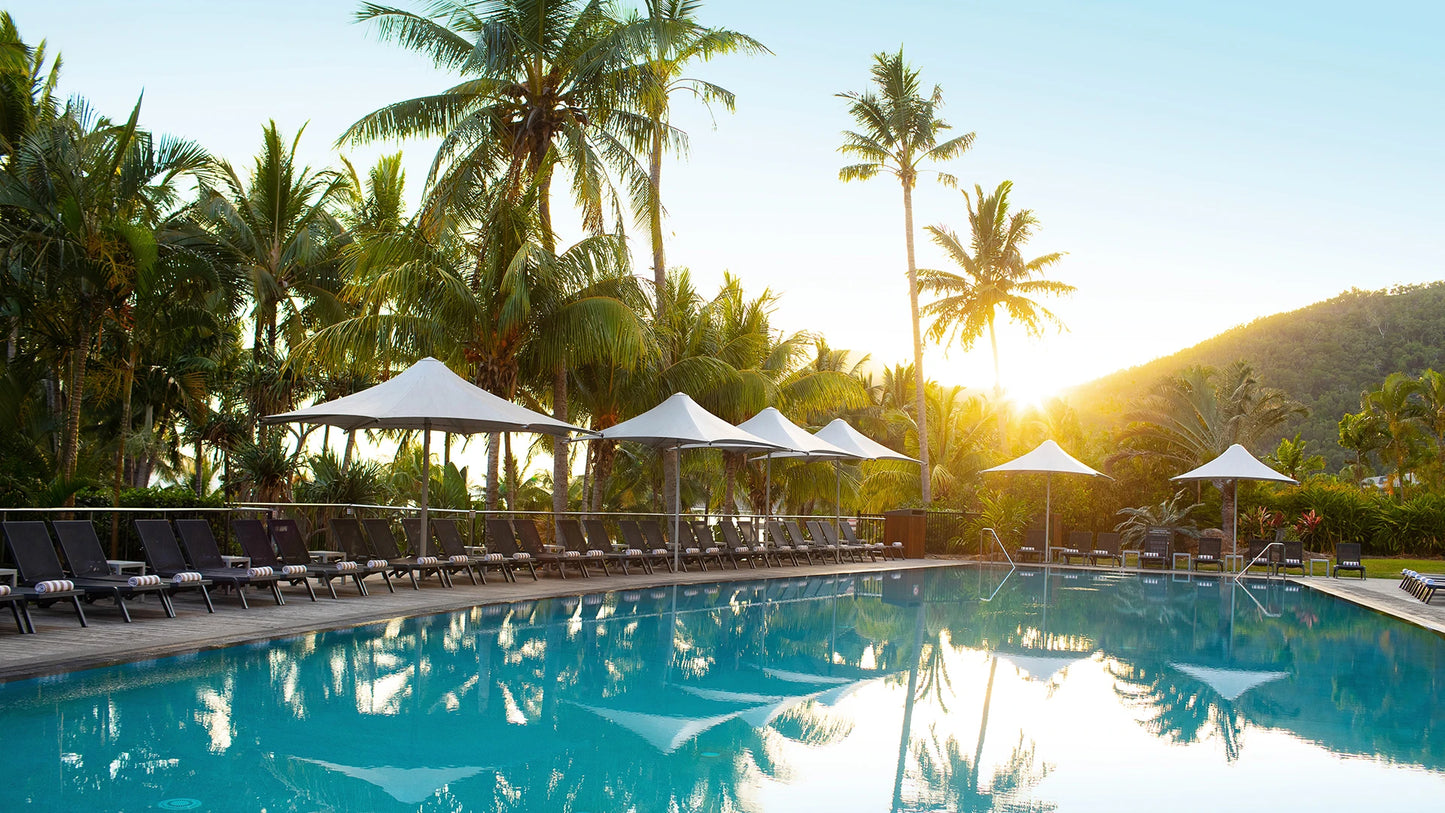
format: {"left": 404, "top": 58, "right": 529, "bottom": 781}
{"left": 1, "top": 566, "right": 1443, "bottom": 811}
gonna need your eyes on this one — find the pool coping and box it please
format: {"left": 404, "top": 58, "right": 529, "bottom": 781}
{"left": 0, "top": 558, "right": 952, "bottom": 684}
{"left": 1290, "top": 574, "right": 1445, "bottom": 636}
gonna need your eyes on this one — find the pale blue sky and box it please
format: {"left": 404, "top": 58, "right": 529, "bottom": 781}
{"left": 12, "top": 0, "right": 1444, "bottom": 403}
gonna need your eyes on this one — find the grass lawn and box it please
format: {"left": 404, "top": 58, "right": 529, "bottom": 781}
{"left": 1359, "top": 557, "right": 1445, "bottom": 579}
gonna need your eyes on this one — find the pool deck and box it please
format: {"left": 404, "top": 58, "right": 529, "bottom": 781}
{"left": 1291, "top": 573, "right": 1445, "bottom": 635}
{"left": 0, "top": 557, "right": 951, "bottom": 683}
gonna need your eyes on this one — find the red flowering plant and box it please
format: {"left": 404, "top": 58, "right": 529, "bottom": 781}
{"left": 1294, "top": 510, "right": 1324, "bottom": 550}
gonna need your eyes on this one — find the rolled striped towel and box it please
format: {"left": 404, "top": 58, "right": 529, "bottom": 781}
{"left": 127, "top": 574, "right": 162, "bottom": 587}
{"left": 35, "top": 579, "right": 75, "bottom": 593}
{"left": 415, "top": 556, "right": 439, "bottom": 565}
{"left": 449, "top": 555, "right": 470, "bottom": 564}
{"left": 624, "top": 548, "right": 643, "bottom": 556}
{"left": 651, "top": 548, "right": 668, "bottom": 555}
{"left": 247, "top": 566, "right": 275, "bottom": 578}
{"left": 513, "top": 552, "right": 531, "bottom": 560}
{"left": 366, "top": 559, "right": 390, "bottom": 570}
{"left": 483, "top": 553, "right": 505, "bottom": 562}
{"left": 684, "top": 547, "right": 700, "bottom": 554}
{"left": 0, "top": 584, "right": 10, "bottom": 596}
{"left": 564, "top": 550, "right": 581, "bottom": 557}
{"left": 334, "top": 561, "right": 359, "bottom": 571}
{"left": 705, "top": 547, "right": 719, "bottom": 554}
{"left": 735, "top": 547, "right": 749, "bottom": 554}
{"left": 172, "top": 571, "right": 204, "bottom": 584}
{"left": 585, "top": 550, "right": 604, "bottom": 558}
{"left": 282, "top": 565, "right": 309, "bottom": 576}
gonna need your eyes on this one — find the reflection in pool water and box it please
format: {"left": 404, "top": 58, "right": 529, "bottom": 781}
{"left": 1, "top": 566, "right": 1443, "bottom": 811}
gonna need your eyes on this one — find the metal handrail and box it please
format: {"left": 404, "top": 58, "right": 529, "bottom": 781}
{"left": 980, "top": 527, "right": 1015, "bottom": 567}
{"left": 1233, "top": 541, "right": 1284, "bottom": 582}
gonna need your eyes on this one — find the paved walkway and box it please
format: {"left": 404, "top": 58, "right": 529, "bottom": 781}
{"left": 0, "top": 558, "right": 949, "bottom": 683}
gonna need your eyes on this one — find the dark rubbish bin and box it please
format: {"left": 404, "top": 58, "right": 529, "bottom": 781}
{"left": 883, "top": 508, "right": 927, "bottom": 559}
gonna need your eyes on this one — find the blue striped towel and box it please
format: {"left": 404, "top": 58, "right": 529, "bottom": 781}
{"left": 416, "top": 556, "right": 439, "bottom": 565}
{"left": 282, "top": 565, "right": 308, "bottom": 576}
{"left": 335, "top": 561, "right": 358, "bottom": 571}
{"left": 0, "top": 584, "right": 10, "bottom": 597}
{"left": 35, "top": 579, "right": 75, "bottom": 593}
{"left": 247, "top": 566, "right": 274, "bottom": 578}
{"left": 366, "top": 559, "right": 390, "bottom": 569}
{"left": 128, "top": 574, "right": 162, "bottom": 587}
{"left": 172, "top": 571, "right": 203, "bottom": 583}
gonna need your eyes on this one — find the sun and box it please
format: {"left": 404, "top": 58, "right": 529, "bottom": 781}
{"left": 1002, "top": 378, "right": 1059, "bottom": 412}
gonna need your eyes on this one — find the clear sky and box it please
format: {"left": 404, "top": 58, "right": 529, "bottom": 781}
{"left": 10, "top": 0, "right": 1444, "bottom": 405}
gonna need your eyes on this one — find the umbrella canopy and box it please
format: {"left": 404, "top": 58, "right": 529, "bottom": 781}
{"left": 599, "top": 392, "right": 780, "bottom": 450}
{"left": 1170, "top": 444, "right": 1296, "bottom": 484}
{"left": 1170, "top": 663, "right": 1289, "bottom": 702}
{"left": 998, "top": 651, "right": 1091, "bottom": 683}
{"left": 738, "top": 409, "right": 860, "bottom": 460}
{"left": 811, "top": 418, "right": 920, "bottom": 463}
{"left": 981, "top": 439, "right": 1107, "bottom": 477}
{"left": 1171, "top": 444, "right": 1296, "bottom": 557}
{"left": 263, "top": 357, "right": 588, "bottom": 555}
{"left": 982, "top": 440, "right": 1109, "bottom": 562}
{"left": 263, "top": 357, "right": 582, "bottom": 435}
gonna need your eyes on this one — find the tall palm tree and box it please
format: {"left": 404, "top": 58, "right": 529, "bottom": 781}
{"left": 615, "top": 0, "right": 767, "bottom": 306}
{"left": 1359, "top": 372, "right": 1423, "bottom": 497}
{"left": 919, "top": 181, "right": 1071, "bottom": 401}
{"left": 1337, "top": 410, "right": 1384, "bottom": 484}
{"left": 838, "top": 49, "right": 973, "bottom": 504}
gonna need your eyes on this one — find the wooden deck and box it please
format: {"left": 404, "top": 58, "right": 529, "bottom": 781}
{"left": 0, "top": 557, "right": 949, "bottom": 683}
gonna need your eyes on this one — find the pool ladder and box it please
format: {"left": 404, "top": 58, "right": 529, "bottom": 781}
{"left": 979, "top": 527, "right": 1015, "bottom": 567}
{"left": 1233, "top": 541, "right": 1285, "bottom": 583}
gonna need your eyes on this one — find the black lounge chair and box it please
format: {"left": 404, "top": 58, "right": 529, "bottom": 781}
{"left": 357, "top": 518, "right": 453, "bottom": 589}
{"left": 1243, "top": 538, "right": 1277, "bottom": 574}
{"left": 328, "top": 518, "right": 399, "bottom": 593}
{"left": 806, "top": 520, "right": 846, "bottom": 564}
{"left": 1058, "top": 531, "right": 1090, "bottom": 565}
{"left": 719, "top": 520, "right": 763, "bottom": 569}
{"left": 270, "top": 517, "right": 375, "bottom": 597}
{"left": 557, "top": 518, "right": 609, "bottom": 577}
{"left": 784, "top": 520, "right": 820, "bottom": 564}
{"left": 484, "top": 519, "right": 541, "bottom": 581}
{"left": 1018, "top": 529, "right": 1045, "bottom": 563}
{"left": 839, "top": 521, "right": 883, "bottom": 561}
{"left": 135, "top": 519, "right": 275, "bottom": 608}
{"left": 0, "top": 582, "right": 39, "bottom": 633}
{"left": 5, "top": 520, "right": 169, "bottom": 622}
{"left": 1278, "top": 540, "right": 1307, "bottom": 577}
{"left": 1089, "top": 532, "right": 1123, "bottom": 567}
{"left": 429, "top": 519, "right": 516, "bottom": 584}
{"left": 621, "top": 519, "right": 675, "bottom": 573}
{"left": 821, "top": 521, "right": 868, "bottom": 562}
{"left": 227, "top": 519, "right": 317, "bottom": 601}
{"left": 1193, "top": 536, "right": 1224, "bottom": 572}
{"left": 402, "top": 519, "right": 484, "bottom": 585}
{"left": 765, "top": 520, "right": 802, "bottom": 566}
{"left": 1333, "top": 542, "right": 1366, "bottom": 579}
{"left": 639, "top": 519, "right": 707, "bottom": 571}
{"left": 585, "top": 519, "right": 653, "bottom": 575}
{"left": 1140, "top": 529, "right": 1171, "bottom": 570}
{"left": 173, "top": 518, "right": 288, "bottom": 606}
{"left": 517, "top": 518, "right": 589, "bottom": 578}
{"left": 56, "top": 519, "right": 213, "bottom": 613}
{"left": 685, "top": 521, "right": 728, "bottom": 570}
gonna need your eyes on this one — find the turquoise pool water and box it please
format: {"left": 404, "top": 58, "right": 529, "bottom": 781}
{"left": 1, "top": 566, "right": 1443, "bottom": 811}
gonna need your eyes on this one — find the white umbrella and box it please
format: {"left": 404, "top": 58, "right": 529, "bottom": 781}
{"left": 982, "top": 440, "right": 1109, "bottom": 562}
{"left": 597, "top": 393, "right": 782, "bottom": 570}
{"left": 1170, "top": 663, "right": 1288, "bottom": 702}
{"left": 777, "top": 419, "right": 921, "bottom": 537}
{"left": 997, "top": 651, "right": 1090, "bottom": 683}
{"left": 1171, "top": 443, "right": 1296, "bottom": 556}
{"left": 263, "top": 357, "right": 587, "bottom": 555}
{"left": 725, "top": 408, "right": 861, "bottom": 525}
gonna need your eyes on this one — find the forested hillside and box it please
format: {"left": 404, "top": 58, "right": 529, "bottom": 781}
{"left": 1068, "top": 283, "right": 1445, "bottom": 469}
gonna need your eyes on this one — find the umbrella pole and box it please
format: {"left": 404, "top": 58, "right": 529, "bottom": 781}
{"left": 1231, "top": 479, "right": 1238, "bottom": 559}
{"left": 420, "top": 422, "right": 431, "bottom": 558}
{"left": 765, "top": 457, "right": 772, "bottom": 524}
{"left": 673, "top": 446, "right": 682, "bottom": 574}
{"left": 835, "top": 460, "right": 842, "bottom": 537}
{"left": 1044, "top": 473, "right": 1052, "bottom": 564}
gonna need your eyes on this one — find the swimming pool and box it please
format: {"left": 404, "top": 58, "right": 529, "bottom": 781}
{"left": 1, "top": 566, "right": 1442, "bottom": 811}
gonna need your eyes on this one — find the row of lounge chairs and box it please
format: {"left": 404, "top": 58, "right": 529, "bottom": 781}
{"left": 1399, "top": 568, "right": 1445, "bottom": 603}
{"left": 1014, "top": 528, "right": 1366, "bottom": 578}
{"left": 0, "top": 514, "right": 896, "bottom": 634}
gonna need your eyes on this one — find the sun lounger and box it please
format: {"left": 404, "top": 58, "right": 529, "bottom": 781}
{"left": 637, "top": 518, "right": 707, "bottom": 571}
{"left": 820, "top": 521, "right": 868, "bottom": 562}
{"left": 620, "top": 520, "right": 675, "bottom": 573}
{"left": 56, "top": 519, "right": 213, "bottom": 613}
{"left": 1332, "top": 542, "right": 1366, "bottom": 579}
{"left": 401, "top": 518, "right": 485, "bottom": 585}
{"left": 784, "top": 520, "right": 820, "bottom": 564}
{"left": 765, "top": 520, "right": 802, "bottom": 566}
{"left": 328, "top": 518, "right": 401, "bottom": 592}
{"left": 135, "top": 518, "right": 277, "bottom": 608}
{"left": 556, "top": 518, "right": 609, "bottom": 577}
{"left": 1057, "top": 531, "right": 1090, "bottom": 565}
{"left": 718, "top": 519, "right": 763, "bottom": 568}
{"left": 269, "top": 517, "right": 376, "bottom": 597}
{"left": 1400, "top": 569, "right": 1445, "bottom": 602}
{"left": 357, "top": 518, "right": 453, "bottom": 589}
{"left": 1276, "top": 540, "right": 1307, "bottom": 576}
{"left": 1018, "top": 529, "right": 1045, "bottom": 563}
{"left": 227, "top": 519, "right": 317, "bottom": 601}
{"left": 806, "top": 520, "right": 846, "bottom": 564}
{"left": 1192, "top": 536, "right": 1224, "bottom": 572}
{"left": 516, "top": 518, "right": 589, "bottom": 578}
{"left": 171, "top": 518, "right": 288, "bottom": 606}
{"left": 585, "top": 519, "right": 653, "bottom": 575}
{"left": 839, "top": 520, "right": 883, "bottom": 561}
{"left": 484, "top": 518, "right": 542, "bottom": 580}
{"left": 0, "top": 582, "right": 40, "bottom": 633}
{"left": 5, "top": 520, "right": 172, "bottom": 622}
{"left": 1089, "top": 532, "right": 1123, "bottom": 567}
{"left": 1140, "top": 529, "right": 1171, "bottom": 570}
{"left": 1243, "top": 538, "right": 1277, "bottom": 574}
{"left": 426, "top": 518, "right": 515, "bottom": 584}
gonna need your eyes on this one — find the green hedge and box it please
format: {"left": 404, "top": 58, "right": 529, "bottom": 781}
{"left": 1256, "top": 480, "right": 1445, "bottom": 556}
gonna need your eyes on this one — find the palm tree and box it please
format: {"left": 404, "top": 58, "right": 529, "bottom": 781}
{"left": 1337, "top": 410, "right": 1384, "bottom": 484}
{"left": 919, "top": 181, "right": 1071, "bottom": 401}
{"left": 1413, "top": 369, "right": 1445, "bottom": 488}
{"left": 1359, "top": 372, "right": 1423, "bottom": 497}
{"left": 838, "top": 49, "right": 974, "bottom": 504}
{"left": 616, "top": 0, "right": 767, "bottom": 307}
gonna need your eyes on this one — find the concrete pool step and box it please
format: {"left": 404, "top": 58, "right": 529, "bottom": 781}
{"left": 0, "top": 557, "right": 949, "bottom": 683}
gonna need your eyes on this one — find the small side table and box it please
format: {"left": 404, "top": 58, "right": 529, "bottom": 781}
{"left": 0, "top": 567, "right": 16, "bottom": 587}
{"left": 1172, "top": 552, "right": 1192, "bottom": 571}
{"left": 309, "top": 550, "right": 345, "bottom": 564}
{"left": 1224, "top": 554, "right": 1245, "bottom": 573}
{"left": 107, "top": 559, "right": 147, "bottom": 576}
{"left": 1308, "top": 557, "right": 1329, "bottom": 577}
{"left": 1122, "top": 550, "right": 1141, "bottom": 568}
{"left": 220, "top": 555, "right": 251, "bottom": 569}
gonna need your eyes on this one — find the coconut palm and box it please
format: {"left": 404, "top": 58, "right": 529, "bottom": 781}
{"left": 1337, "top": 410, "right": 1384, "bottom": 484}
{"left": 838, "top": 48, "right": 974, "bottom": 504}
{"left": 919, "top": 181, "right": 1071, "bottom": 401}
{"left": 0, "top": 12, "right": 61, "bottom": 160}
{"left": 1358, "top": 372, "right": 1424, "bottom": 497}
{"left": 615, "top": 0, "right": 767, "bottom": 306}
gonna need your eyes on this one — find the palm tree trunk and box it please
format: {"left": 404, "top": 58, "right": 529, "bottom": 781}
{"left": 650, "top": 126, "right": 666, "bottom": 309}
{"left": 61, "top": 339, "right": 91, "bottom": 486}
{"left": 486, "top": 431, "right": 501, "bottom": 510}
{"left": 195, "top": 435, "right": 205, "bottom": 498}
{"left": 505, "top": 433, "right": 519, "bottom": 508}
{"left": 592, "top": 439, "right": 617, "bottom": 512}
{"left": 989, "top": 317, "right": 1007, "bottom": 447}
{"left": 1222, "top": 479, "right": 1236, "bottom": 554}
{"left": 723, "top": 452, "right": 740, "bottom": 515}
{"left": 342, "top": 430, "right": 356, "bottom": 467}
{"left": 901, "top": 181, "right": 931, "bottom": 504}
{"left": 552, "top": 368, "right": 569, "bottom": 519}
{"left": 110, "top": 343, "right": 138, "bottom": 555}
